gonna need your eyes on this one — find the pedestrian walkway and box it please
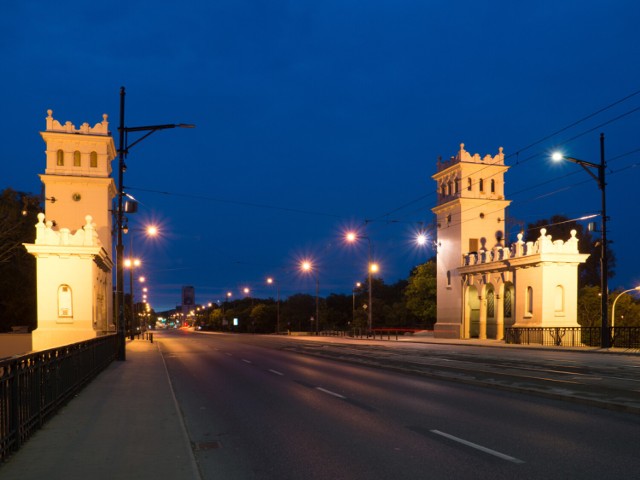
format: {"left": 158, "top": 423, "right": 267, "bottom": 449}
{"left": 0, "top": 340, "right": 200, "bottom": 480}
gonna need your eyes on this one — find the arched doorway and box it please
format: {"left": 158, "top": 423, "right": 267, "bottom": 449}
{"left": 464, "top": 286, "right": 480, "bottom": 338}
{"left": 485, "top": 285, "right": 497, "bottom": 339}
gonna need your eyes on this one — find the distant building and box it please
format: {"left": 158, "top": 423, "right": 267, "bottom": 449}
{"left": 432, "top": 143, "right": 589, "bottom": 339}
{"left": 177, "top": 286, "right": 196, "bottom": 319}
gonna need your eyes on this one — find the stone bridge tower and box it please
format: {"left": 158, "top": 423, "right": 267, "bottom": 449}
{"left": 23, "top": 110, "right": 116, "bottom": 351}
{"left": 431, "top": 144, "right": 510, "bottom": 339}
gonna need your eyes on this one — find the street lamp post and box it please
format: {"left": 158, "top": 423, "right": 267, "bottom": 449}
{"left": 611, "top": 287, "right": 640, "bottom": 328}
{"left": 267, "top": 277, "right": 280, "bottom": 334}
{"left": 552, "top": 133, "right": 609, "bottom": 348}
{"left": 352, "top": 282, "right": 361, "bottom": 327}
{"left": 123, "top": 257, "right": 140, "bottom": 338}
{"left": 115, "top": 86, "right": 194, "bottom": 360}
{"left": 345, "top": 232, "right": 377, "bottom": 334}
{"left": 301, "top": 261, "right": 319, "bottom": 335}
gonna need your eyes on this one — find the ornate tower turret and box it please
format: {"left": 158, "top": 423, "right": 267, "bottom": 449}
{"left": 39, "top": 109, "right": 117, "bottom": 249}
{"left": 431, "top": 144, "right": 511, "bottom": 338}
{"left": 22, "top": 110, "right": 117, "bottom": 350}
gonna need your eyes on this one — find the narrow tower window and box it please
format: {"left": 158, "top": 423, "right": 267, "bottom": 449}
{"left": 491, "top": 179, "right": 496, "bottom": 193}
{"left": 467, "top": 178, "right": 472, "bottom": 191}
{"left": 526, "top": 287, "right": 533, "bottom": 316}
{"left": 479, "top": 178, "right": 484, "bottom": 192}
{"left": 555, "top": 285, "right": 565, "bottom": 313}
{"left": 90, "top": 151, "right": 98, "bottom": 168}
{"left": 56, "top": 149, "right": 64, "bottom": 166}
{"left": 74, "top": 151, "right": 81, "bottom": 167}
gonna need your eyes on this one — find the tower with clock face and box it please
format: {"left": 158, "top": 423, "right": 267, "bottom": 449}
{"left": 39, "top": 109, "right": 117, "bottom": 248}
{"left": 23, "top": 110, "right": 117, "bottom": 351}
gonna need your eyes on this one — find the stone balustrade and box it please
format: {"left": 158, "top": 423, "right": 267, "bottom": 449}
{"left": 33, "top": 213, "right": 101, "bottom": 247}
{"left": 462, "top": 228, "right": 580, "bottom": 266}
{"left": 45, "top": 109, "right": 109, "bottom": 135}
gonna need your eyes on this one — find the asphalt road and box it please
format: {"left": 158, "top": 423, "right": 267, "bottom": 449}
{"left": 157, "top": 330, "right": 640, "bottom": 480}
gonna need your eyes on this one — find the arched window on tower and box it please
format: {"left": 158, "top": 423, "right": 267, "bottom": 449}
{"left": 467, "top": 178, "right": 472, "bottom": 191}
{"left": 555, "top": 285, "right": 565, "bottom": 313}
{"left": 73, "top": 151, "right": 81, "bottom": 167}
{"left": 56, "top": 149, "right": 64, "bottom": 166}
{"left": 504, "top": 288, "right": 512, "bottom": 318}
{"left": 454, "top": 178, "right": 459, "bottom": 193}
{"left": 491, "top": 179, "right": 496, "bottom": 193}
{"left": 479, "top": 178, "right": 484, "bottom": 192}
{"left": 90, "top": 151, "right": 98, "bottom": 168}
{"left": 526, "top": 287, "right": 533, "bottom": 316}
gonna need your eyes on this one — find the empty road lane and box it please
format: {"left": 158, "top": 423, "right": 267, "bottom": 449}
{"left": 157, "top": 330, "right": 640, "bottom": 480}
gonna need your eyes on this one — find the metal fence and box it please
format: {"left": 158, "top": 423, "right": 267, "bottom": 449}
{"left": 505, "top": 326, "right": 640, "bottom": 348}
{"left": 0, "top": 334, "right": 118, "bottom": 461}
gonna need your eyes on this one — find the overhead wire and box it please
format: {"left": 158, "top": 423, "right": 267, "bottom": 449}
{"left": 369, "top": 88, "right": 640, "bottom": 225}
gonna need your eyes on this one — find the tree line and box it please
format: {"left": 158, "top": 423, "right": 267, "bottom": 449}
{"left": 1, "top": 188, "right": 638, "bottom": 333}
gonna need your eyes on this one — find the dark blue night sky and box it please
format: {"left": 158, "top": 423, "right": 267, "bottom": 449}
{"left": 3, "top": 1, "right": 639, "bottom": 310}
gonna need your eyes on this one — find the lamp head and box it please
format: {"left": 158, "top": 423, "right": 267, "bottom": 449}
{"left": 551, "top": 152, "right": 564, "bottom": 162}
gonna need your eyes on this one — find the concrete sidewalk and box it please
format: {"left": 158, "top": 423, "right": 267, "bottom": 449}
{"left": 0, "top": 340, "right": 200, "bottom": 480}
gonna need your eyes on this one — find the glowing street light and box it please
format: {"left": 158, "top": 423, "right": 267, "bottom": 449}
{"left": 552, "top": 133, "right": 609, "bottom": 348}
{"left": 416, "top": 231, "right": 428, "bottom": 246}
{"left": 124, "top": 257, "right": 141, "bottom": 337}
{"left": 300, "top": 260, "right": 320, "bottom": 335}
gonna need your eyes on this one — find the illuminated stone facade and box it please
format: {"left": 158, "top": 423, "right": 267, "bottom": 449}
{"left": 432, "top": 144, "right": 589, "bottom": 339}
{"left": 22, "top": 110, "right": 116, "bottom": 351}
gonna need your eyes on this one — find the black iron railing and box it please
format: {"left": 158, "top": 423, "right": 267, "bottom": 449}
{"left": 0, "top": 335, "right": 118, "bottom": 461}
{"left": 505, "top": 326, "right": 640, "bottom": 348}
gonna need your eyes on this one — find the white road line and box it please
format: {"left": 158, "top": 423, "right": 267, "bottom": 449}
{"left": 430, "top": 430, "right": 525, "bottom": 464}
{"left": 242, "top": 359, "right": 252, "bottom": 364}
{"left": 268, "top": 369, "right": 284, "bottom": 376}
{"left": 316, "top": 387, "right": 346, "bottom": 399}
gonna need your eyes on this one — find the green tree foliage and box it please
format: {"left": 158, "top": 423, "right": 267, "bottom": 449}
{"left": 324, "top": 293, "right": 351, "bottom": 329}
{"left": 609, "top": 289, "right": 640, "bottom": 327}
{"left": 249, "top": 303, "right": 276, "bottom": 333}
{"left": 526, "top": 215, "right": 615, "bottom": 288}
{"left": 577, "top": 285, "right": 602, "bottom": 327}
{"left": 404, "top": 259, "right": 437, "bottom": 328}
{"left": 280, "top": 293, "right": 317, "bottom": 331}
{"left": 0, "top": 189, "right": 39, "bottom": 332}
